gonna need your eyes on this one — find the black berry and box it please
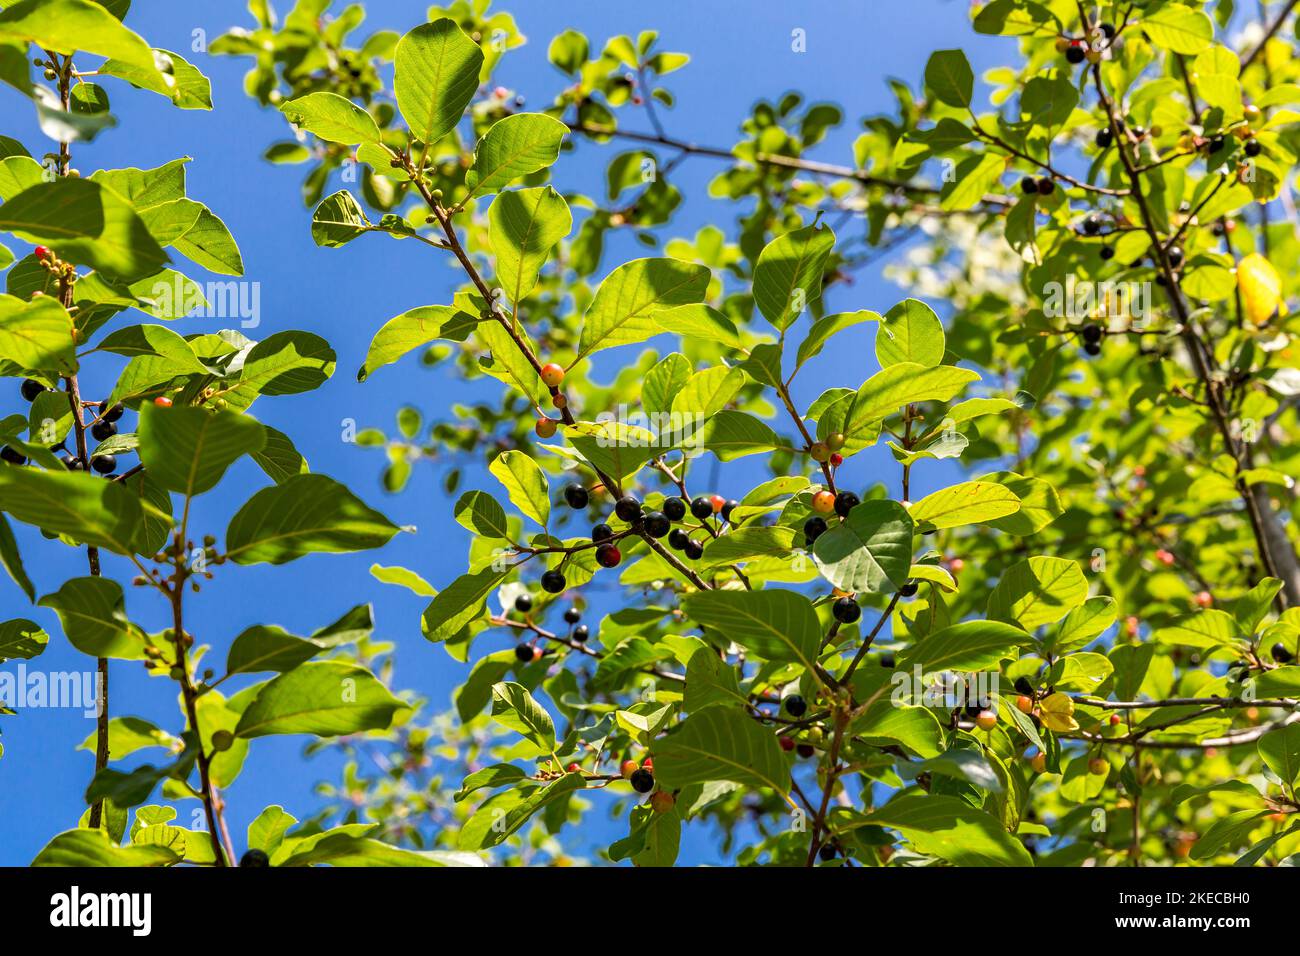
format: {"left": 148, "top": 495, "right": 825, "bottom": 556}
{"left": 514, "top": 594, "right": 533, "bottom": 613}
{"left": 663, "top": 496, "right": 687, "bottom": 521}
{"left": 644, "top": 511, "right": 671, "bottom": 538}
{"left": 900, "top": 581, "right": 919, "bottom": 597}
{"left": 91, "top": 419, "right": 117, "bottom": 442}
{"left": 1166, "top": 245, "right": 1184, "bottom": 268}
{"left": 833, "top": 597, "right": 861, "bottom": 624}
{"left": 1095, "top": 127, "right": 1112, "bottom": 149}
{"left": 818, "top": 844, "right": 837, "bottom": 861}
{"left": 683, "top": 539, "right": 704, "bottom": 560}
{"left": 20, "top": 379, "right": 44, "bottom": 402}
{"left": 591, "top": 523, "right": 613, "bottom": 543}
{"left": 541, "top": 569, "right": 566, "bottom": 593}
{"left": 1244, "top": 138, "right": 1261, "bottom": 157}
{"left": 1065, "top": 44, "right": 1085, "bottom": 63}
{"left": 1020, "top": 175, "right": 1038, "bottom": 195}
{"left": 564, "top": 607, "right": 581, "bottom": 625}
{"left": 239, "top": 849, "right": 269, "bottom": 867}
{"left": 572, "top": 624, "right": 590, "bottom": 642}
{"left": 804, "top": 516, "right": 827, "bottom": 546}
{"left": 834, "top": 491, "right": 859, "bottom": 517}
{"left": 797, "top": 743, "right": 816, "bottom": 758}
{"left": 784, "top": 694, "right": 807, "bottom": 717}
{"left": 1013, "top": 676, "right": 1034, "bottom": 696}
{"left": 595, "top": 543, "right": 621, "bottom": 568}
{"left": 563, "top": 483, "right": 589, "bottom": 509}
{"left": 629, "top": 768, "right": 655, "bottom": 793}
{"left": 0, "top": 446, "right": 26, "bottom": 465}
{"left": 690, "top": 496, "right": 713, "bottom": 520}
{"left": 101, "top": 402, "right": 124, "bottom": 423}
{"left": 514, "top": 643, "right": 536, "bottom": 662}
{"left": 1273, "top": 642, "right": 1293, "bottom": 664}
{"left": 1100, "top": 245, "right": 1115, "bottom": 260}
{"left": 1082, "top": 213, "right": 1102, "bottom": 235}
{"left": 1100, "top": 22, "right": 1115, "bottom": 38}
{"left": 721, "top": 499, "right": 740, "bottom": 523}
{"left": 1036, "top": 177, "right": 1055, "bottom": 195}
{"left": 668, "top": 528, "right": 690, "bottom": 550}
{"left": 1082, "top": 323, "right": 1103, "bottom": 344}
{"left": 1083, "top": 341, "right": 1102, "bottom": 357}
{"left": 614, "top": 495, "right": 641, "bottom": 522}
{"left": 1209, "top": 136, "right": 1225, "bottom": 153}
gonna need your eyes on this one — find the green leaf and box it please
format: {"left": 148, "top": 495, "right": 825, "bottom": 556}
{"left": 982, "top": 471, "right": 1062, "bottom": 535}
{"left": 683, "top": 642, "right": 746, "bottom": 712}
{"left": 0, "top": 466, "right": 143, "bottom": 555}
{"left": 78, "top": 716, "right": 177, "bottom": 761}
{"left": 370, "top": 563, "right": 437, "bottom": 597}
{"left": 853, "top": 702, "right": 944, "bottom": 758}
{"left": 1051, "top": 596, "right": 1118, "bottom": 654}
{"left": 99, "top": 48, "right": 211, "bottom": 110}
{"left": 683, "top": 588, "right": 821, "bottom": 670}
{"left": 1258, "top": 723, "right": 1300, "bottom": 787}
{"left": 488, "top": 185, "right": 571, "bottom": 306}
{"left": 33, "top": 828, "right": 178, "bottom": 867}
{"left": 490, "top": 680, "right": 556, "bottom": 751}
{"left": 752, "top": 223, "right": 835, "bottom": 331}
{"left": 1143, "top": 6, "right": 1214, "bottom": 55}
{"left": 655, "top": 708, "right": 789, "bottom": 796}
{"left": 0, "top": 179, "right": 168, "bottom": 282}
{"left": 358, "top": 305, "right": 476, "bottom": 381}
{"left": 697, "top": 410, "right": 787, "bottom": 461}
{"left": 453, "top": 490, "right": 511, "bottom": 540}
{"left": 421, "top": 567, "right": 507, "bottom": 642}
{"left": 280, "top": 91, "right": 380, "bottom": 145}
{"left": 235, "top": 661, "right": 407, "bottom": 738}
{"left": 925, "top": 50, "right": 974, "bottom": 107}
{"left": 796, "top": 310, "right": 877, "bottom": 370}
{"left": 673, "top": 365, "right": 745, "bottom": 417}
{"left": 138, "top": 403, "right": 265, "bottom": 497}
{"left": 311, "top": 190, "right": 374, "bottom": 247}
{"left": 986, "top": 556, "right": 1089, "bottom": 631}
{"left": 897, "top": 620, "right": 1029, "bottom": 671}
{"left": 231, "top": 330, "right": 336, "bottom": 403}
{"left": 250, "top": 424, "right": 309, "bottom": 484}
{"left": 876, "top": 298, "right": 945, "bottom": 368}
{"left": 576, "top": 257, "right": 710, "bottom": 361}
{"left": 39, "top": 576, "right": 145, "bottom": 659}
{"left": 225, "top": 625, "right": 324, "bottom": 676}
{"left": 489, "top": 449, "right": 549, "bottom": 527}
{"left": 458, "top": 773, "right": 584, "bottom": 850}
{"left": 909, "top": 481, "right": 1020, "bottom": 530}
{"left": 860, "top": 793, "right": 1031, "bottom": 866}
{"left": 97, "top": 323, "right": 205, "bottom": 371}
{"left": 811, "top": 499, "right": 914, "bottom": 594}
{"left": 0, "top": 293, "right": 77, "bottom": 375}
{"left": 1153, "top": 609, "right": 1241, "bottom": 649}
{"left": 170, "top": 205, "right": 242, "bottom": 276}
{"left": 700, "top": 525, "right": 797, "bottom": 567}
{"left": 225, "top": 474, "right": 401, "bottom": 565}
{"left": 394, "top": 18, "right": 483, "bottom": 143}
{"left": 0, "top": 0, "right": 165, "bottom": 77}
{"left": 843, "top": 363, "right": 980, "bottom": 449}
{"left": 0, "top": 617, "right": 46, "bottom": 661}
{"left": 464, "top": 112, "right": 567, "bottom": 200}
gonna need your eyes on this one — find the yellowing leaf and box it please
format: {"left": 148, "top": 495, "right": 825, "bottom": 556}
{"left": 1238, "top": 253, "right": 1283, "bottom": 325}
{"left": 1039, "top": 692, "right": 1078, "bottom": 733}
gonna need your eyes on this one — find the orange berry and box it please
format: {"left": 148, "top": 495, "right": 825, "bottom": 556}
{"left": 620, "top": 760, "right": 638, "bottom": 779}
{"left": 535, "top": 417, "right": 558, "bottom": 438}
{"left": 948, "top": 558, "right": 965, "bottom": 574}
{"left": 975, "top": 710, "right": 997, "bottom": 731}
{"left": 1089, "top": 757, "right": 1109, "bottom": 776}
{"left": 539, "top": 362, "right": 565, "bottom": 387}
{"left": 709, "top": 494, "right": 725, "bottom": 513}
{"left": 812, "top": 491, "right": 836, "bottom": 514}
{"left": 1109, "top": 713, "right": 1121, "bottom": 726}
{"left": 1016, "top": 695, "right": 1034, "bottom": 714}
{"left": 1030, "top": 753, "right": 1047, "bottom": 773}
{"left": 649, "top": 790, "right": 675, "bottom": 813}
{"left": 1195, "top": 591, "right": 1213, "bottom": 608}
{"left": 154, "top": 396, "right": 173, "bottom": 407}
{"left": 1124, "top": 616, "right": 1139, "bottom": 638}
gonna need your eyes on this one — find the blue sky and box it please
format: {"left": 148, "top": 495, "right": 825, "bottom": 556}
{"left": 0, "top": 0, "right": 1015, "bottom": 864}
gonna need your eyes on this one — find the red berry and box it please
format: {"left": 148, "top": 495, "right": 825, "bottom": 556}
{"left": 1195, "top": 591, "right": 1213, "bottom": 608}
{"left": 709, "top": 494, "right": 725, "bottom": 513}
{"left": 1109, "top": 714, "right": 1121, "bottom": 726}
{"left": 33, "top": 245, "right": 49, "bottom": 260}
{"left": 948, "top": 558, "right": 965, "bottom": 574}
{"left": 566, "top": 762, "right": 582, "bottom": 773}
{"left": 154, "top": 396, "right": 173, "bottom": 407}
{"left": 595, "top": 544, "right": 621, "bottom": 568}
{"left": 829, "top": 453, "right": 843, "bottom": 467}
{"left": 641, "top": 757, "right": 653, "bottom": 772}
{"left": 539, "top": 362, "right": 565, "bottom": 387}
{"left": 535, "top": 417, "right": 557, "bottom": 438}
{"left": 649, "top": 790, "right": 674, "bottom": 813}
{"left": 620, "top": 760, "right": 638, "bottom": 779}
{"left": 779, "top": 735, "right": 795, "bottom": 752}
